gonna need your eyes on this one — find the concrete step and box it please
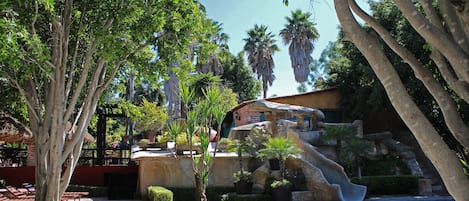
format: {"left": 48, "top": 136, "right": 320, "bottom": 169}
{"left": 292, "top": 191, "right": 314, "bottom": 201}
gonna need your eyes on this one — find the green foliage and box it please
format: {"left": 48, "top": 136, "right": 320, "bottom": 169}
{"left": 270, "top": 179, "right": 291, "bottom": 189}
{"left": 148, "top": 186, "right": 173, "bottom": 201}
{"left": 257, "top": 137, "right": 300, "bottom": 162}
{"left": 178, "top": 79, "right": 237, "bottom": 200}
{"left": 233, "top": 170, "right": 252, "bottom": 183}
{"left": 351, "top": 175, "right": 421, "bottom": 195}
{"left": 280, "top": 9, "right": 319, "bottom": 83}
{"left": 220, "top": 192, "right": 272, "bottom": 201}
{"left": 257, "top": 137, "right": 300, "bottom": 179}
{"left": 227, "top": 139, "right": 255, "bottom": 158}
{"left": 322, "top": 125, "right": 355, "bottom": 141}
{"left": 243, "top": 24, "right": 279, "bottom": 98}
{"left": 323, "top": 125, "right": 373, "bottom": 178}
{"left": 166, "top": 121, "right": 184, "bottom": 141}
{"left": 221, "top": 52, "right": 262, "bottom": 102}
{"left": 217, "top": 138, "right": 232, "bottom": 149}
{"left": 132, "top": 99, "right": 168, "bottom": 132}
{"left": 175, "top": 132, "right": 199, "bottom": 145}
{"left": 157, "top": 133, "right": 171, "bottom": 143}
{"left": 246, "top": 127, "right": 271, "bottom": 155}
{"left": 361, "top": 157, "right": 411, "bottom": 176}
{"left": 138, "top": 139, "right": 149, "bottom": 149}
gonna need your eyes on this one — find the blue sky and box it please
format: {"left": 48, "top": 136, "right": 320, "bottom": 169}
{"left": 199, "top": 0, "right": 368, "bottom": 97}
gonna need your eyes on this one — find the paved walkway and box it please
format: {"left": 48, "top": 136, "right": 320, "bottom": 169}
{"left": 84, "top": 195, "right": 455, "bottom": 201}
{"left": 365, "top": 196, "right": 454, "bottom": 201}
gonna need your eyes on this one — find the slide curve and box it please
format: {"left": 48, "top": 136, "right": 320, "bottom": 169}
{"left": 288, "top": 128, "right": 367, "bottom": 201}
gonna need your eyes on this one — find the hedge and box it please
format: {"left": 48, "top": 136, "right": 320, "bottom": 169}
{"left": 351, "top": 175, "right": 421, "bottom": 195}
{"left": 148, "top": 186, "right": 173, "bottom": 201}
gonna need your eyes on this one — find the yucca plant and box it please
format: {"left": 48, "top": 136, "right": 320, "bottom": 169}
{"left": 179, "top": 81, "right": 237, "bottom": 201}
{"left": 257, "top": 137, "right": 301, "bottom": 179}
{"left": 167, "top": 121, "right": 184, "bottom": 142}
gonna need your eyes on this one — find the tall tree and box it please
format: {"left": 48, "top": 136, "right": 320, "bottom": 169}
{"left": 280, "top": 9, "right": 319, "bottom": 83}
{"left": 196, "top": 20, "right": 229, "bottom": 75}
{"left": 0, "top": 1, "right": 205, "bottom": 200}
{"left": 221, "top": 52, "right": 262, "bottom": 102}
{"left": 333, "top": 1, "right": 469, "bottom": 200}
{"left": 243, "top": 24, "right": 279, "bottom": 98}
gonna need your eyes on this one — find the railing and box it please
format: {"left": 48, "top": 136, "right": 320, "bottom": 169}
{"left": 79, "top": 148, "right": 132, "bottom": 166}
{"left": 0, "top": 148, "right": 27, "bottom": 167}
{"left": 0, "top": 147, "right": 132, "bottom": 167}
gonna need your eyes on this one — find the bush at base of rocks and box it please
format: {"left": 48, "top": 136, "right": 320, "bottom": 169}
{"left": 148, "top": 186, "right": 173, "bottom": 201}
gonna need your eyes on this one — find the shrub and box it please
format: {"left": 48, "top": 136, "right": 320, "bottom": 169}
{"left": 233, "top": 171, "right": 252, "bottom": 183}
{"left": 139, "top": 139, "right": 149, "bottom": 149}
{"left": 351, "top": 175, "right": 421, "bottom": 195}
{"left": 270, "top": 179, "right": 291, "bottom": 189}
{"left": 167, "top": 187, "right": 234, "bottom": 201}
{"left": 361, "top": 157, "right": 411, "bottom": 176}
{"left": 220, "top": 192, "right": 272, "bottom": 201}
{"left": 148, "top": 186, "right": 173, "bottom": 201}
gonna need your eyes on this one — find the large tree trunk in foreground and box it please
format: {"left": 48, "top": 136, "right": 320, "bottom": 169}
{"left": 334, "top": 1, "right": 469, "bottom": 200}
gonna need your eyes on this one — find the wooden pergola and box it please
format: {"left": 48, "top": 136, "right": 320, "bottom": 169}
{"left": 0, "top": 112, "right": 34, "bottom": 166}
{"left": 0, "top": 112, "right": 95, "bottom": 166}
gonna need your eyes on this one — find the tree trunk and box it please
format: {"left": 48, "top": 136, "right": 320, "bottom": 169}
{"left": 195, "top": 174, "right": 207, "bottom": 201}
{"left": 334, "top": 1, "right": 469, "bottom": 200}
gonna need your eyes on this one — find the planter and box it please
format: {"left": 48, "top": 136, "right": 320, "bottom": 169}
{"left": 234, "top": 181, "right": 253, "bottom": 194}
{"left": 148, "top": 142, "right": 167, "bottom": 149}
{"left": 271, "top": 185, "right": 291, "bottom": 201}
{"left": 269, "top": 158, "right": 280, "bottom": 170}
{"left": 167, "top": 141, "right": 175, "bottom": 149}
{"left": 175, "top": 144, "right": 200, "bottom": 155}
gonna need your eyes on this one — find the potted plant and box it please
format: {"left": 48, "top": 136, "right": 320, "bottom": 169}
{"left": 270, "top": 179, "right": 292, "bottom": 201}
{"left": 257, "top": 137, "right": 301, "bottom": 175}
{"left": 232, "top": 170, "right": 253, "bottom": 194}
{"left": 175, "top": 132, "right": 200, "bottom": 155}
{"left": 132, "top": 99, "right": 168, "bottom": 142}
{"left": 166, "top": 120, "right": 184, "bottom": 149}
{"left": 138, "top": 139, "right": 149, "bottom": 150}
{"left": 154, "top": 133, "right": 170, "bottom": 149}
{"left": 257, "top": 137, "right": 300, "bottom": 201}
{"left": 216, "top": 138, "right": 232, "bottom": 152}
{"left": 228, "top": 138, "right": 255, "bottom": 194}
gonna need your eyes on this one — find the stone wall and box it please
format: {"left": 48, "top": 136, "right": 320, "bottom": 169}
{"left": 135, "top": 153, "right": 250, "bottom": 197}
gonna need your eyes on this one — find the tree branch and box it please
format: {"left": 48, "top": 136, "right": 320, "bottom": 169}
{"left": 335, "top": 1, "right": 469, "bottom": 199}
{"left": 64, "top": 39, "right": 99, "bottom": 122}
{"left": 65, "top": 2, "right": 87, "bottom": 99}
{"left": 7, "top": 77, "right": 40, "bottom": 122}
{"left": 439, "top": 1, "right": 469, "bottom": 54}
{"left": 350, "top": 0, "right": 469, "bottom": 149}
{"left": 394, "top": 0, "right": 469, "bottom": 83}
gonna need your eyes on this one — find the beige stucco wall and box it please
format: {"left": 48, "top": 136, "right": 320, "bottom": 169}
{"left": 135, "top": 153, "right": 250, "bottom": 197}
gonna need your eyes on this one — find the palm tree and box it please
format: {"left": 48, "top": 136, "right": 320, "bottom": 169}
{"left": 197, "top": 20, "right": 229, "bottom": 75}
{"left": 280, "top": 9, "right": 319, "bottom": 83}
{"left": 243, "top": 24, "right": 279, "bottom": 98}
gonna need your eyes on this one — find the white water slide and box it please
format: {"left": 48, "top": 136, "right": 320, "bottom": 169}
{"left": 288, "top": 128, "right": 367, "bottom": 201}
